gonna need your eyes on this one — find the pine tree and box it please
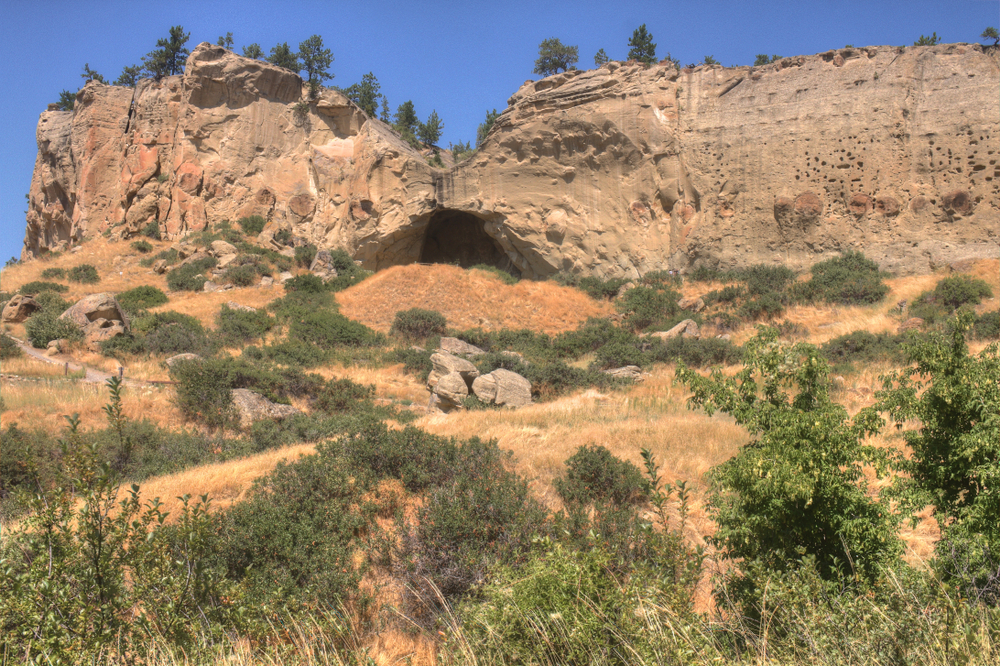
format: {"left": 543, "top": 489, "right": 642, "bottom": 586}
{"left": 594, "top": 48, "right": 609, "bottom": 66}
{"left": 418, "top": 110, "right": 443, "bottom": 145}
{"left": 627, "top": 24, "right": 657, "bottom": 64}
{"left": 344, "top": 72, "right": 381, "bottom": 117}
{"left": 476, "top": 108, "right": 500, "bottom": 147}
{"left": 981, "top": 26, "right": 999, "bottom": 46}
{"left": 113, "top": 64, "right": 142, "bottom": 87}
{"left": 393, "top": 101, "right": 418, "bottom": 135}
{"left": 267, "top": 42, "right": 300, "bottom": 72}
{"left": 380, "top": 96, "right": 390, "bottom": 123}
{"left": 81, "top": 63, "right": 105, "bottom": 84}
{"left": 298, "top": 35, "right": 333, "bottom": 86}
{"left": 216, "top": 32, "right": 234, "bottom": 49}
{"left": 242, "top": 43, "right": 264, "bottom": 59}
{"left": 533, "top": 38, "right": 579, "bottom": 76}
{"left": 142, "top": 25, "right": 191, "bottom": 79}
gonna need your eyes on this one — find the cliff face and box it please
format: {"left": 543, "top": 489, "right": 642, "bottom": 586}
{"left": 23, "top": 42, "right": 999, "bottom": 277}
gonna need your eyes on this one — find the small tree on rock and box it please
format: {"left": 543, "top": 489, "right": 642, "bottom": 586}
{"left": 56, "top": 90, "right": 76, "bottom": 111}
{"left": 114, "top": 64, "right": 142, "bottom": 87}
{"left": 594, "top": 48, "right": 609, "bottom": 66}
{"left": 81, "top": 63, "right": 105, "bottom": 84}
{"left": 142, "top": 25, "right": 191, "bottom": 79}
{"left": 981, "top": 26, "right": 999, "bottom": 46}
{"left": 216, "top": 32, "right": 234, "bottom": 49}
{"left": 344, "top": 72, "right": 381, "bottom": 117}
{"left": 533, "top": 37, "right": 579, "bottom": 76}
{"left": 476, "top": 108, "right": 500, "bottom": 147}
{"left": 267, "top": 42, "right": 300, "bottom": 72}
{"left": 418, "top": 110, "right": 443, "bottom": 145}
{"left": 298, "top": 35, "right": 333, "bottom": 88}
{"left": 393, "top": 100, "right": 418, "bottom": 135}
{"left": 627, "top": 24, "right": 657, "bottom": 64}
{"left": 914, "top": 32, "right": 942, "bottom": 46}
{"left": 242, "top": 43, "right": 264, "bottom": 59}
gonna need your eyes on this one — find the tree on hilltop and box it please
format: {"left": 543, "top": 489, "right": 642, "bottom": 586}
{"left": 267, "top": 42, "right": 300, "bottom": 72}
{"left": 55, "top": 90, "right": 75, "bottom": 111}
{"left": 476, "top": 108, "right": 500, "bottom": 147}
{"left": 393, "top": 100, "right": 418, "bottom": 135}
{"left": 217, "top": 32, "right": 234, "bottom": 49}
{"left": 344, "top": 72, "right": 381, "bottom": 117}
{"left": 982, "top": 27, "right": 999, "bottom": 46}
{"left": 81, "top": 63, "right": 105, "bottom": 84}
{"left": 914, "top": 32, "right": 941, "bottom": 46}
{"left": 627, "top": 24, "right": 657, "bottom": 64}
{"left": 418, "top": 110, "right": 443, "bottom": 146}
{"left": 754, "top": 54, "right": 782, "bottom": 66}
{"left": 114, "top": 64, "right": 142, "bottom": 87}
{"left": 143, "top": 25, "right": 191, "bottom": 79}
{"left": 298, "top": 34, "right": 333, "bottom": 99}
{"left": 594, "top": 48, "right": 609, "bottom": 66}
{"left": 533, "top": 38, "right": 579, "bottom": 76}
{"left": 242, "top": 43, "right": 264, "bottom": 59}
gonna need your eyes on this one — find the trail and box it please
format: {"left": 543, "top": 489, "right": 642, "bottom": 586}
{"left": 5, "top": 335, "right": 149, "bottom": 386}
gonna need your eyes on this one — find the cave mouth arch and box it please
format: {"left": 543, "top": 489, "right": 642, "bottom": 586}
{"left": 419, "top": 209, "right": 519, "bottom": 275}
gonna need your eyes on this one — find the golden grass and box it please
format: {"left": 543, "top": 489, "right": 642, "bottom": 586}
{"left": 336, "top": 264, "right": 614, "bottom": 334}
{"left": 130, "top": 443, "right": 317, "bottom": 519}
{"left": 148, "top": 283, "right": 284, "bottom": 328}
{"left": 0, "top": 378, "right": 183, "bottom": 433}
{"left": 0, "top": 354, "right": 85, "bottom": 379}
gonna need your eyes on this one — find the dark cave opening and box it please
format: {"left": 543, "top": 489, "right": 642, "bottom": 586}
{"left": 419, "top": 209, "right": 514, "bottom": 273}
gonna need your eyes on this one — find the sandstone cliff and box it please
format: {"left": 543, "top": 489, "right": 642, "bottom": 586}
{"left": 24, "top": 42, "right": 999, "bottom": 277}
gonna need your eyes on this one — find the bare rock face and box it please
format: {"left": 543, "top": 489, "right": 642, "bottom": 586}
{"left": 2, "top": 295, "right": 40, "bottom": 323}
{"left": 165, "top": 352, "right": 203, "bottom": 367}
{"left": 650, "top": 319, "right": 700, "bottom": 340}
{"left": 427, "top": 351, "right": 480, "bottom": 389}
{"left": 434, "top": 371, "right": 470, "bottom": 405}
{"left": 471, "top": 368, "right": 532, "bottom": 407}
{"left": 231, "top": 388, "right": 301, "bottom": 428}
{"left": 23, "top": 43, "right": 999, "bottom": 277}
{"left": 83, "top": 318, "right": 127, "bottom": 351}
{"left": 438, "top": 337, "right": 486, "bottom": 357}
{"left": 60, "top": 293, "right": 128, "bottom": 329}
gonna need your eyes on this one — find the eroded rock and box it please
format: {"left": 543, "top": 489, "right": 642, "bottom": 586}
{"left": 438, "top": 337, "right": 486, "bottom": 357}
{"left": 231, "top": 388, "right": 301, "bottom": 428}
{"left": 2, "top": 295, "right": 40, "bottom": 323}
{"left": 471, "top": 368, "right": 532, "bottom": 407}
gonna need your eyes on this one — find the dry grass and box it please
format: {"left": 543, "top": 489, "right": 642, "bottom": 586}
{"left": 336, "top": 264, "right": 614, "bottom": 334}
{"left": 0, "top": 354, "right": 86, "bottom": 379}
{"left": 148, "top": 283, "right": 284, "bottom": 328}
{"left": 0, "top": 378, "right": 182, "bottom": 433}
{"left": 311, "top": 362, "right": 431, "bottom": 406}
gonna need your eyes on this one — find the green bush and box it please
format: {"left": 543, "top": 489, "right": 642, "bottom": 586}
{"left": 390, "top": 308, "right": 447, "bottom": 339}
{"left": 290, "top": 310, "right": 383, "bottom": 349}
{"left": 324, "top": 249, "right": 372, "bottom": 292}
{"left": 737, "top": 291, "right": 787, "bottom": 321}
{"left": 67, "top": 264, "right": 100, "bottom": 284}
{"left": 931, "top": 274, "right": 993, "bottom": 311}
{"left": 294, "top": 243, "right": 317, "bottom": 268}
{"left": 703, "top": 284, "right": 745, "bottom": 306}
{"left": 820, "top": 330, "right": 908, "bottom": 370}
{"left": 283, "top": 273, "right": 325, "bottom": 293}
{"left": 973, "top": 310, "right": 999, "bottom": 340}
{"left": 649, "top": 336, "right": 743, "bottom": 367}
{"left": 24, "top": 311, "right": 81, "bottom": 349}
{"left": 0, "top": 333, "right": 22, "bottom": 359}
{"left": 593, "top": 337, "right": 646, "bottom": 368}
{"left": 222, "top": 263, "right": 260, "bottom": 287}
{"left": 555, "top": 445, "right": 649, "bottom": 506}
{"left": 40, "top": 267, "right": 66, "bottom": 279}
{"left": 18, "top": 280, "right": 68, "bottom": 295}
{"left": 258, "top": 339, "right": 330, "bottom": 367}
{"left": 131, "top": 240, "right": 154, "bottom": 253}
{"left": 794, "top": 251, "right": 889, "bottom": 305}
{"left": 312, "top": 378, "right": 374, "bottom": 413}
{"left": 470, "top": 264, "right": 519, "bottom": 285}
{"left": 116, "top": 285, "right": 168, "bottom": 313}
{"left": 387, "top": 346, "right": 433, "bottom": 382}
{"left": 741, "top": 264, "right": 796, "bottom": 296}
{"left": 554, "top": 272, "right": 628, "bottom": 300}
{"left": 273, "top": 228, "right": 292, "bottom": 246}
{"left": 166, "top": 256, "right": 218, "bottom": 291}
{"left": 268, "top": 289, "right": 336, "bottom": 322}
{"left": 236, "top": 215, "right": 266, "bottom": 236}
{"left": 137, "top": 311, "right": 215, "bottom": 356}
{"left": 215, "top": 304, "right": 274, "bottom": 346}
{"left": 141, "top": 220, "right": 161, "bottom": 239}
{"left": 169, "top": 357, "right": 237, "bottom": 428}
{"left": 617, "top": 285, "right": 681, "bottom": 331}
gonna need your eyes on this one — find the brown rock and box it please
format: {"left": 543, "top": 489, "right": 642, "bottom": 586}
{"left": 438, "top": 337, "right": 485, "bottom": 357}
{"left": 898, "top": 317, "right": 925, "bottom": 333}
{"left": 650, "top": 319, "right": 700, "bottom": 340}
{"left": 471, "top": 369, "right": 532, "bottom": 407}
{"left": 942, "top": 190, "right": 973, "bottom": 216}
{"left": 847, "top": 193, "right": 872, "bottom": 217}
{"left": 602, "top": 365, "right": 644, "bottom": 381}
{"left": 875, "top": 195, "right": 900, "bottom": 216}
{"left": 427, "top": 351, "right": 480, "bottom": 389}
{"left": 434, "top": 372, "right": 470, "bottom": 405}
{"left": 166, "top": 353, "right": 203, "bottom": 367}
{"left": 152, "top": 259, "right": 168, "bottom": 274}
{"left": 677, "top": 296, "right": 705, "bottom": 313}
{"left": 2, "top": 295, "right": 40, "bottom": 323}
{"left": 59, "top": 293, "right": 128, "bottom": 329}
{"left": 83, "top": 318, "right": 126, "bottom": 351}
{"left": 225, "top": 301, "right": 257, "bottom": 312}
{"left": 209, "top": 240, "right": 238, "bottom": 257}
{"left": 231, "top": 388, "right": 302, "bottom": 428}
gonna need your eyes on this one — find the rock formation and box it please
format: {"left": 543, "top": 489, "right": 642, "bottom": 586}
{"left": 24, "top": 42, "right": 999, "bottom": 277}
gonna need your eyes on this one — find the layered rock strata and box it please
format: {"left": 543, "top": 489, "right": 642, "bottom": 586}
{"left": 24, "top": 42, "right": 999, "bottom": 276}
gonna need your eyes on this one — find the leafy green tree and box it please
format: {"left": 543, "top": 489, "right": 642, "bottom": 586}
{"left": 418, "top": 110, "right": 443, "bottom": 145}
{"left": 476, "top": 108, "right": 500, "bottom": 147}
{"left": 873, "top": 312, "right": 999, "bottom": 590}
{"left": 297, "top": 34, "right": 333, "bottom": 87}
{"left": 533, "top": 37, "right": 579, "bottom": 76}
{"left": 914, "top": 32, "right": 942, "bottom": 46}
{"left": 594, "top": 48, "right": 609, "bottom": 65}
{"left": 982, "top": 26, "right": 999, "bottom": 46}
{"left": 450, "top": 139, "right": 473, "bottom": 161}
{"left": 81, "top": 63, "right": 105, "bottom": 84}
{"left": 677, "top": 327, "right": 901, "bottom": 592}
{"left": 56, "top": 90, "right": 76, "bottom": 111}
{"left": 754, "top": 53, "right": 782, "bottom": 66}
{"left": 702, "top": 55, "right": 718, "bottom": 65}
{"left": 216, "top": 31, "right": 234, "bottom": 49}
{"left": 627, "top": 24, "right": 657, "bottom": 64}
{"left": 380, "top": 96, "right": 390, "bottom": 122}
{"left": 393, "top": 100, "right": 418, "bottom": 135}
{"left": 114, "top": 64, "right": 142, "bottom": 86}
{"left": 344, "top": 71, "right": 381, "bottom": 117}
{"left": 242, "top": 43, "right": 264, "bottom": 59}
{"left": 142, "top": 25, "right": 191, "bottom": 78}
{"left": 267, "top": 42, "right": 300, "bottom": 72}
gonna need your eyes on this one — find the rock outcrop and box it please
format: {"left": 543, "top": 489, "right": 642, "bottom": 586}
{"left": 231, "top": 388, "right": 301, "bottom": 428}
{"left": 471, "top": 369, "right": 533, "bottom": 407}
{"left": 2, "top": 295, "right": 40, "bottom": 323}
{"left": 24, "top": 42, "right": 999, "bottom": 277}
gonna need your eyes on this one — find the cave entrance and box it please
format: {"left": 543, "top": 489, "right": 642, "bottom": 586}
{"left": 419, "top": 209, "right": 516, "bottom": 273}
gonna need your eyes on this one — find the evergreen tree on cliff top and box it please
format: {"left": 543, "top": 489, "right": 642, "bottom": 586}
{"left": 533, "top": 38, "right": 579, "bottom": 76}
{"left": 627, "top": 24, "right": 657, "bottom": 64}
{"left": 298, "top": 35, "right": 333, "bottom": 86}
{"left": 143, "top": 25, "right": 191, "bottom": 79}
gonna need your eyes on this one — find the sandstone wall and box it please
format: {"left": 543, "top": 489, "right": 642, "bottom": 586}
{"left": 23, "top": 42, "right": 999, "bottom": 277}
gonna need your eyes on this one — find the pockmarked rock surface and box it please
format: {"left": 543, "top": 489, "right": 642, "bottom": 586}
{"left": 2, "top": 295, "right": 40, "bottom": 323}
{"left": 231, "top": 388, "right": 301, "bottom": 428}
{"left": 59, "top": 293, "right": 128, "bottom": 329}
{"left": 427, "top": 351, "right": 480, "bottom": 389}
{"left": 24, "top": 43, "right": 999, "bottom": 276}
{"left": 471, "top": 368, "right": 533, "bottom": 407}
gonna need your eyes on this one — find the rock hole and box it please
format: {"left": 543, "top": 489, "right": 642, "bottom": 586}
{"left": 419, "top": 209, "right": 515, "bottom": 273}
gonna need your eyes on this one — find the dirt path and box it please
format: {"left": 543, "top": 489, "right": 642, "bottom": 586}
{"left": 7, "top": 335, "right": 135, "bottom": 385}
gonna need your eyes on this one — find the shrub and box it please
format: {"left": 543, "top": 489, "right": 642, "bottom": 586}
{"left": 932, "top": 275, "right": 993, "bottom": 311}
{"left": 703, "top": 284, "right": 745, "bottom": 306}
{"left": 555, "top": 445, "right": 649, "bottom": 507}
{"left": 390, "top": 308, "right": 447, "bottom": 339}
{"left": 294, "top": 243, "right": 317, "bottom": 268}
{"left": 325, "top": 249, "right": 372, "bottom": 292}
{"left": 973, "top": 310, "right": 999, "bottom": 340}
{"left": 169, "top": 357, "right": 237, "bottom": 428}
{"left": 312, "top": 378, "right": 374, "bottom": 413}
{"left": 67, "top": 264, "right": 100, "bottom": 284}
{"left": 215, "top": 304, "right": 274, "bottom": 346}
{"left": 795, "top": 251, "right": 889, "bottom": 305}
{"left": 617, "top": 285, "right": 680, "bottom": 331}
{"left": 141, "top": 220, "right": 161, "bottom": 239}
{"left": 116, "top": 285, "right": 168, "bottom": 313}
{"left": 137, "top": 311, "right": 215, "bottom": 356}
{"left": 741, "top": 264, "right": 796, "bottom": 296}
{"left": 222, "top": 263, "right": 259, "bottom": 287}
{"left": 273, "top": 228, "right": 292, "bottom": 246}
{"left": 593, "top": 337, "right": 646, "bottom": 368}
{"left": 268, "top": 289, "right": 335, "bottom": 322}
{"left": 166, "top": 256, "right": 218, "bottom": 291}
{"left": 649, "top": 336, "right": 743, "bottom": 367}
{"left": 290, "top": 310, "right": 383, "bottom": 348}
{"left": 0, "top": 333, "right": 22, "bottom": 359}
{"left": 18, "top": 280, "right": 68, "bottom": 295}
{"left": 131, "top": 240, "right": 153, "bottom": 253}
{"left": 737, "top": 291, "right": 786, "bottom": 321}
{"left": 259, "top": 339, "right": 330, "bottom": 367}
{"left": 25, "top": 311, "right": 81, "bottom": 348}
{"left": 40, "top": 267, "right": 66, "bottom": 279}
{"left": 821, "top": 330, "right": 908, "bottom": 369}
{"left": 236, "top": 215, "right": 266, "bottom": 236}
{"left": 283, "top": 273, "right": 325, "bottom": 293}
{"left": 387, "top": 346, "right": 433, "bottom": 381}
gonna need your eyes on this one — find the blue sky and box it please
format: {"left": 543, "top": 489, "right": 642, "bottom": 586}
{"left": 1, "top": 0, "right": 996, "bottom": 268}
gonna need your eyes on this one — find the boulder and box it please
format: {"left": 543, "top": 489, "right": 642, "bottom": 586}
{"left": 231, "top": 388, "right": 301, "bottom": 428}
{"left": 278, "top": 271, "right": 294, "bottom": 283}
{"left": 649, "top": 319, "right": 700, "bottom": 340}
{"left": 217, "top": 253, "right": 239, "bottom": 269}
{"left": 2, "top": 295, "right": 40, "bottom": 323}
{"left": 438, "top": 337, "right": 486, "bottom": 357}
{"left": 309, "top": 250, "right": 338, "bottom": 280}
{"left": 678, "top": 296, "right": 705, "bottom": 313}
{"left": 260, "top": 276, "right": 274, "bottom": 287}
{"left": 898, "top": 317, "right": 924, "bottom": 333}
{"left": 225, "top": 301, "right": 257, "bottom": 312}
{"left": 472, "top": 368, "right": 532, "bottom": 408}
{"left": 59, "top": 293, "right": 128, "bottom": 329}
{"left": 174, "top": 243, "right": 196, "bottom": 259}
{"left": 434, "top": 372, "right": 470, "bottom": 405}
{"left": 427, "top": 351, "right": 479, "bottom": 389}
{"left": 179, "top": 251, "right": 209, "bottom": 266}
{"left": 203, "top": 280, "right": 219, "bottom": 292}
{"left": 152, "top": 259, "right": 168, "bottom": 274}
{"left": 165, "top": 352, "right": 203, "bottom": 367}
{"left": 602, "top": 365, "right": 644, "bottom": 381}
{"left": 83, "top": 318, "right": 127, "bottom": 351}
{"left": 209, "top": 240, "right": 238, "bottom": 257}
